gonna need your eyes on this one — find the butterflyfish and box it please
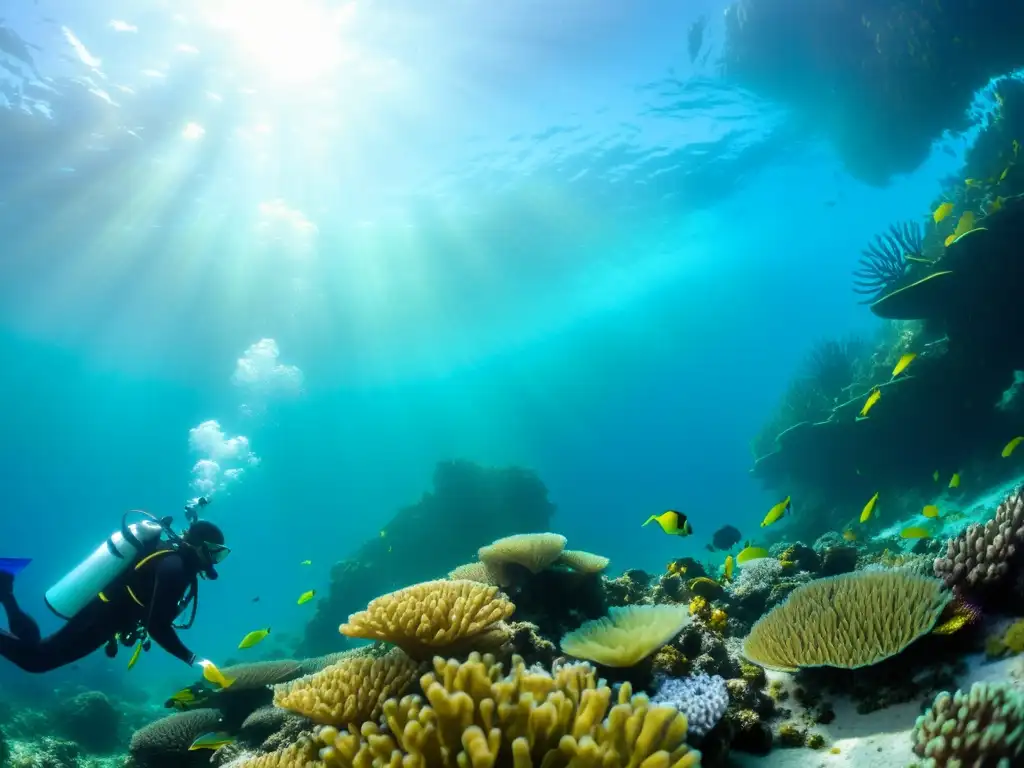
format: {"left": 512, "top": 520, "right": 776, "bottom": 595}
{"left": 1002, "top": 436, "right": 1024, "bottom": 458}
{"left": 900, "top": 526, "right": 931, "bottom": 539}
{"left": 188, "top": 732, "right": 236, "bottom": 752}
{"left": 297, "top": 590, "right": 316, "bottom": 605}
{"left": 932, "top": 201, "right": 954, "bottom": 222}
{"left": 859, "top": 388, "right": 881, "bottom": 417}
{"left": 860, "top": 492, "right": 879, "bottom": 523}
{"left": 127, "top": 642, "right": 143, "bottom": 670}
{"left": 922, "top": 505, "right": 940, "bottom": 519}
{"left": 724, "top": 555, "right": 734, "bottom": 581}
{"left": 760, "top": 496, "right": 791, "bottom": 527}
{"left": 643, "top": 510, "right": 693, "bottom": 537}
{"left": 949, "top": 473, "right": 961, "bottom": 489}
{"left": 736, "top": 546, "right": 770, "bottom": 565}
{"left": 199, "top": 659, "right": 234, "bottom": 689}
{"left": 891, "top": 353, "right": 916, "bottom": 378}
{"left": 238, "top": 628, "right": 271, "bottom": 650}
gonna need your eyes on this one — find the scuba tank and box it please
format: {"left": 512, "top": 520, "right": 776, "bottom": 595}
{"left": 44, "top": 510, "right": 175, "bottom": 620}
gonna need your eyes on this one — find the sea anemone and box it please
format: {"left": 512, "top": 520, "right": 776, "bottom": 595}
{"left": 852, "top": 221, "right": 924, "bottom": 303}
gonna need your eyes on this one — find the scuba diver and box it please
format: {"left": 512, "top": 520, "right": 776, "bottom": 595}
{"left": 0, "top": 498, "right": 227, "bottom": 673}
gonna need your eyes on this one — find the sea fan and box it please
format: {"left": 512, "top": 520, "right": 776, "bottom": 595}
{"left": 852, "top": 221, "right": 924, "bottom": 303}
{"left": 804, "top": 336, "right": 866, "bottom": 404}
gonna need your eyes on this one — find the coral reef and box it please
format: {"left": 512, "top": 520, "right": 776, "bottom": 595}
{"left": 559, "top": 604, "right": 691, "bottom": 667}
{"left": 339, "top": 579, "right": 515, "bottom": 660}
{"left": 852, "top": 221, "right": 923, "bottom": 303}
{"left": 651, "top": 674, "right": 729, "bottom": 738}
{"left": 741, "top": 570, "right": 950, "bottom": 671}
{"left": 53, "top": 690, "right": 122, "bottom": 754}
{"left": 912, "top": 682, "right": 1024, "bottom": 766}
{"left": 297, "top": 460, "right": 556, "bottom": 656}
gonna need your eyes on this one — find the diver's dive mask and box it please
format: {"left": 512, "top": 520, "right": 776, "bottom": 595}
{"left": 202, "top": 542, "right": 231, "bottom": 565}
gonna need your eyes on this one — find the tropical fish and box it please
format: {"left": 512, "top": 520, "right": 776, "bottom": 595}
{"left": 860, "top": 492, "right": 879, "bottom": 523}
{"left": 724, "top": 555, "right": 735, "bottom": 581}
{"left": 945, "top": 211, "right": 977, "bottom": 246}
{"left": 1002, "top": 436, "right": 1024, "bottom": 458}
{"left": 760, "top": 496, "right": 792, "bottom": 528}
{"left": 736, "top": 546, "right": 769, "bottom": 565}
{"left": 297, "top": 590, "right": 316, "bottom": 605}
{"left": 643, "top": 510, "right": 693, "bottom": 537}
{"left": 989, "top": 196, "right": 1005, "bottom": 213}
{"left": 944, "top": 233, "right": 956, "bottom": 247}
{"left": 188, "top": 732, "right": 236, "bottom": 752}
{"left": 300, "top": 559, "right": 312, "bottom": 566}
{"left": 380, "top": 530, "right": 387, "bottom": 538}
{"left": 859, "top": 388, "right": 881, "bottom": 417}
{"left": 891, "top": 353, "right": 916, "bottom": 378}
{"left": 199, "top": 659, "right": 234, "bottom": 689}
{"left": 949, "top": 473, "right": 961, "bottom": 489}
{"left": 965, "top": 178, "right": 982, "bottom": 188}
{"left": 711, "top": 524, "right": 742, "bottom": 551}
{"left": 1000, "top": 167, "right": 1010, "bottom": 182}
{"left": 127, "top": 642, "right": 143, "bottom": 670}
{"left": 238, "top": 628, "right": 271, "bottom": 650}
{"left": 933, "top": 470, "right": 940, "bottom": 482}
{"left": 900, "top": 526, "right": 931, "bottom": 539}
{"left": 842, "top": 528, "right": 857, "bottom": 542}
{"left": 251, "top": 596, "right": 260, "bottom": 603}
{"left": 922, "top": 505, "right": 940, "bottom": 519}
{"left": 165, "top": 683, "right": 213, "bottom": 711}
{"left": 932, "top": 201, "right": 954, "bottom": 223}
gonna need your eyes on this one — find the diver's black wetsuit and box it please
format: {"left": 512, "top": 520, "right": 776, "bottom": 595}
{"left": 0, "top": 550, "right": 199, "bottom": 673}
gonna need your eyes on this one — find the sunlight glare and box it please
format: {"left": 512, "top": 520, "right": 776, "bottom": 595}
{"left": 202, "top": 0, "right": 357, "bottom": 85}
{"left": 182, "top": 122, "right": 206, "bottom": 140}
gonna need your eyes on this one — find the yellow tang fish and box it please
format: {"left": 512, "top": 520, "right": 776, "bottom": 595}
{"left": 237, "top": 628, "right": 271, "bottom": 650}
{"left": 953, "top": 211, "right": 975, "bottom": 238}
{"left": 932, "top": 201, "right": 954, "bottom": 223}
{"left": 297, "top": 590, "right": 316, "bottom": 605}
{"left": 859, "top": 388, "right": 881, "bottom": 417}
{"left": 944, "top": 233, "right": 957, "bottom": 247}
{"left": 922, "top": 505, "right": 940, "bottom": 519}
{"left": 300, "top": 559, "right": 312, "bottom": 566}
{"left": 736, "top": 546, "right": 770, "bottom": 565}
{"left": 643, "top": 510, "right": 693, "bottom": 537}
{"left": 949, "top": 473, "right": 961, "bottom": 489}
{"left": 1000, "top": 167, "right": 1010, "bottom": 182}
{"left": 724, "top": 555, "right": 734, "bottom": 582}
{"left": 842, "top": 528, "right": 857, "bottom": 542}
{"left": 189, "top": 732, "right": 236, "bottom": 752}
{"left": 199, "top": 659, "right": 234, "bottom": 689}
{"left": 891, "top": 353, "right": 916, "bottom": 378}
{"left": 900, "top": 526, "right": 931, "bottom": 539}
{"left": 860, "top": 492, "right": 879, "bottom": 523}
{"left": 933, "top": 470, "right": 940, "bottom": 482}
{"left": 1002, "top": 436, "right": 1024, "bottom": 458}
{"left": 760, "top": 495, "right": 792, "bottom": 527}
{"left": 127, "top": 641, "right": 143, "bottom": 670}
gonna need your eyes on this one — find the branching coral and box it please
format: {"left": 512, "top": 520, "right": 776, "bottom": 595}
{"left": 339, "top": 579, "right": 515, "bottom": 661}
{"left": 313, "top": 652, "right": 702, "bottom": 768}
{"left": 272, "top": 649, "right": 420, "bottom": 726}
{"left": 741, "top": 571, "right": 950, "bottom": 672}
{"left": 934, "top": 488, "right": 1024, "bottom": 590}
{"left": 912, "top": 682, "right": 1024, "bottom": 766}
{"left": 560, "top": 604, "right": 692, "bottom": 667}
{"left": 853, "top": 221, "right": 923, "bottom": 303}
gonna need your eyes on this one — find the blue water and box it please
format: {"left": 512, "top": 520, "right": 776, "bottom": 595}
{"left": 0, "top": 0, "right": 972, "bottom": 696}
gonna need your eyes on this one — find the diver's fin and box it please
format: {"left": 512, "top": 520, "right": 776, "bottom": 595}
{"left": 0, "top": 558, "right": 32, "bottom": 576}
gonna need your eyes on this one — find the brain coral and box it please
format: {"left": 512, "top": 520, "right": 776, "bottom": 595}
{"left": 560, "top": 604, "right": 692, "bottom": 667}
{"left": 272, "top": 649, "right": 419, "bottom": 726}
{"left": 339, "top": 579, "right": 515, "bottom": 660}
{"left": 314, "top": 652, "right": 701, "bottom": 768}
{"left": 934, "top": 488, "right": 1024, "bottom": 589}
{"left": 912, "top": 682, "right": 1024, "bottom": 766}
{"left": 128, "top": 708, "right": 224, "bottom": 765}
{"left": 742, "top": 570, "right": 950, "bottom": 671}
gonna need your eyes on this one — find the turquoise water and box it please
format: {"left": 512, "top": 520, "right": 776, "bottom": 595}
{"left": 0, "top": 0, "right": 974, "bottom": 698}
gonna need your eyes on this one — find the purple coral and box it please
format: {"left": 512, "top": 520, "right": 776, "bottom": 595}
{"left": 651, "top": 673, "right": 729, "bottom": 738}
{"left": 934, "top": 488, "right": 1024, "bottom": 590}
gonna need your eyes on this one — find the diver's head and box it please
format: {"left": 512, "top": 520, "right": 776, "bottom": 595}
{"left": 182, "top": 520, "right": 229, "bottom": 579}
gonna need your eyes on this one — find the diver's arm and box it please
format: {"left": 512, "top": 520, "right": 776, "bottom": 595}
{"left": 147, "top": 557, "right": 197, "bottom": 665}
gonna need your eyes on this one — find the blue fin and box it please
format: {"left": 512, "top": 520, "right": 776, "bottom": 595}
{"left": 0, "top": 558, "right": 31, "bottom": 576}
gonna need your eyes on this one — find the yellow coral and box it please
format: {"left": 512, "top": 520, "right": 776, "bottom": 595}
{"left": 339, "top": 579, "right": 515, "bottom": 661}
{"left": 560, "top": 604, "right": 691, "bottom": 667}
{"left": 742, "top": 571, "right": 950, "bottom": 671}
{"left": 689, "top": 596, "right": 709, "bottom": 617}
{"left": 1004, "top": 620, "right": 1024, "bottom": 654}
{"left": 708, "top": 608, "right": 728, "bottom": 634}
{"left": 234, "top": 736, "right": 321, "bottom": 767}
{"left": 315, "top": 652, "right": 701, "bottom": 768}
{"left": 446, "top": 561, "right": 496, "bottom": 584}
{"left": 555, "top": 549, "right": 610, "bottom": 573}
{"left": 273, "top": 648, "right": 419, "bottom": 726}
{"left": 688, "top": 577, "right": 725, "bottom": 598}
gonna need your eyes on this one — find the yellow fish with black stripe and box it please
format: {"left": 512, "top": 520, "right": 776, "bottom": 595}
{"left": 643, "top": 510, "right": 693, "bottom": 537}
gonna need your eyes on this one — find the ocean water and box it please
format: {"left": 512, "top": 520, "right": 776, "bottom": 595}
{"left": 0, "top": 0, "right": 994, "bottom": 741}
